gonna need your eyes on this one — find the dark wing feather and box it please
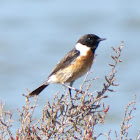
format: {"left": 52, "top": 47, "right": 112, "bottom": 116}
{"left": 49, "top": 48, "right": 80, "bottom": 77}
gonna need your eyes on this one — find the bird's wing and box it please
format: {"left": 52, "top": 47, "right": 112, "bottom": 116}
{"left": 49, "top": 48, "right": 80, "bottom": 77}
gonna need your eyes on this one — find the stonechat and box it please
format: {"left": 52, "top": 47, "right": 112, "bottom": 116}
{"left": 29, "top": 34, "right": 106, "bottom": 97}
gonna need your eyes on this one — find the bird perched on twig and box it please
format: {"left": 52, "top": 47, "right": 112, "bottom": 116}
{"left": 29, "top": 34, "right": 106, "bottom": 97}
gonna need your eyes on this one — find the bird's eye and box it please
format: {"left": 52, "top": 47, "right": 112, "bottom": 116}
{"left": 87, "top": 37, "right": 93, "bottom": 44}
{"left": 87, "top": 37, "right": 91, "bottom": 41}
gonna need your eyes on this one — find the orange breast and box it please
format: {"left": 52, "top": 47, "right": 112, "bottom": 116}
{"left": 65, "top": 49, "right": 94, "bottom": 82}
{"left": 54, "top": 49, "right": 94, "bottom": 83}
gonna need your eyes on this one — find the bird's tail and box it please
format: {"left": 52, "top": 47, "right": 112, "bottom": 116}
{"left": 29, "top": 84, "right": 48, "bottom": 97}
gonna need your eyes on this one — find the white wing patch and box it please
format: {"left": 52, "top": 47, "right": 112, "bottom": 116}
{"left": 75, "top": 43, "right": 90, "bottom": 56}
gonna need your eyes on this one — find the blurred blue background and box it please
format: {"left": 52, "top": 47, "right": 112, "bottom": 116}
{"left": 0, "top": 0, "right": 140, "bottom": 139}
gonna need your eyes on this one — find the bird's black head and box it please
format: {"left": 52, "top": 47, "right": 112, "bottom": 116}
{"left": 77, "top": 34, "right": 106, "bottom": 52}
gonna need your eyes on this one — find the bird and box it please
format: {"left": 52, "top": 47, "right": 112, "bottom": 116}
{"left": 29, "top": 34, "right": 106, "bottom": 97}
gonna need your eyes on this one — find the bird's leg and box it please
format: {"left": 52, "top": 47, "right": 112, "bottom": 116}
{"left": 69, "top": 81, "right": 74, "bottom": 106}
{"left": 62, "top": 82, "right": 85, "bottom": 94}
{"left": 69, "top": 81, "right": 74, "bottom": 100}
{"left": 62, "top": 82, "right": 74, "bottom": 106}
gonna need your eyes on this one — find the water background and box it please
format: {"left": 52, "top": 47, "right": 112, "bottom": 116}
{"left": 0, "top": 0, "right": 140, "bottom": 139}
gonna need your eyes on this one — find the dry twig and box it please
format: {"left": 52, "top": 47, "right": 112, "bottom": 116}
{"left": 0, "top": 41, "right": 137, "bottom": 140}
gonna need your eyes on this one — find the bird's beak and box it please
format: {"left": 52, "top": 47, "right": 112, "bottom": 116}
{"left": 98, "top": 38, "right": 106, "bottom": 42}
